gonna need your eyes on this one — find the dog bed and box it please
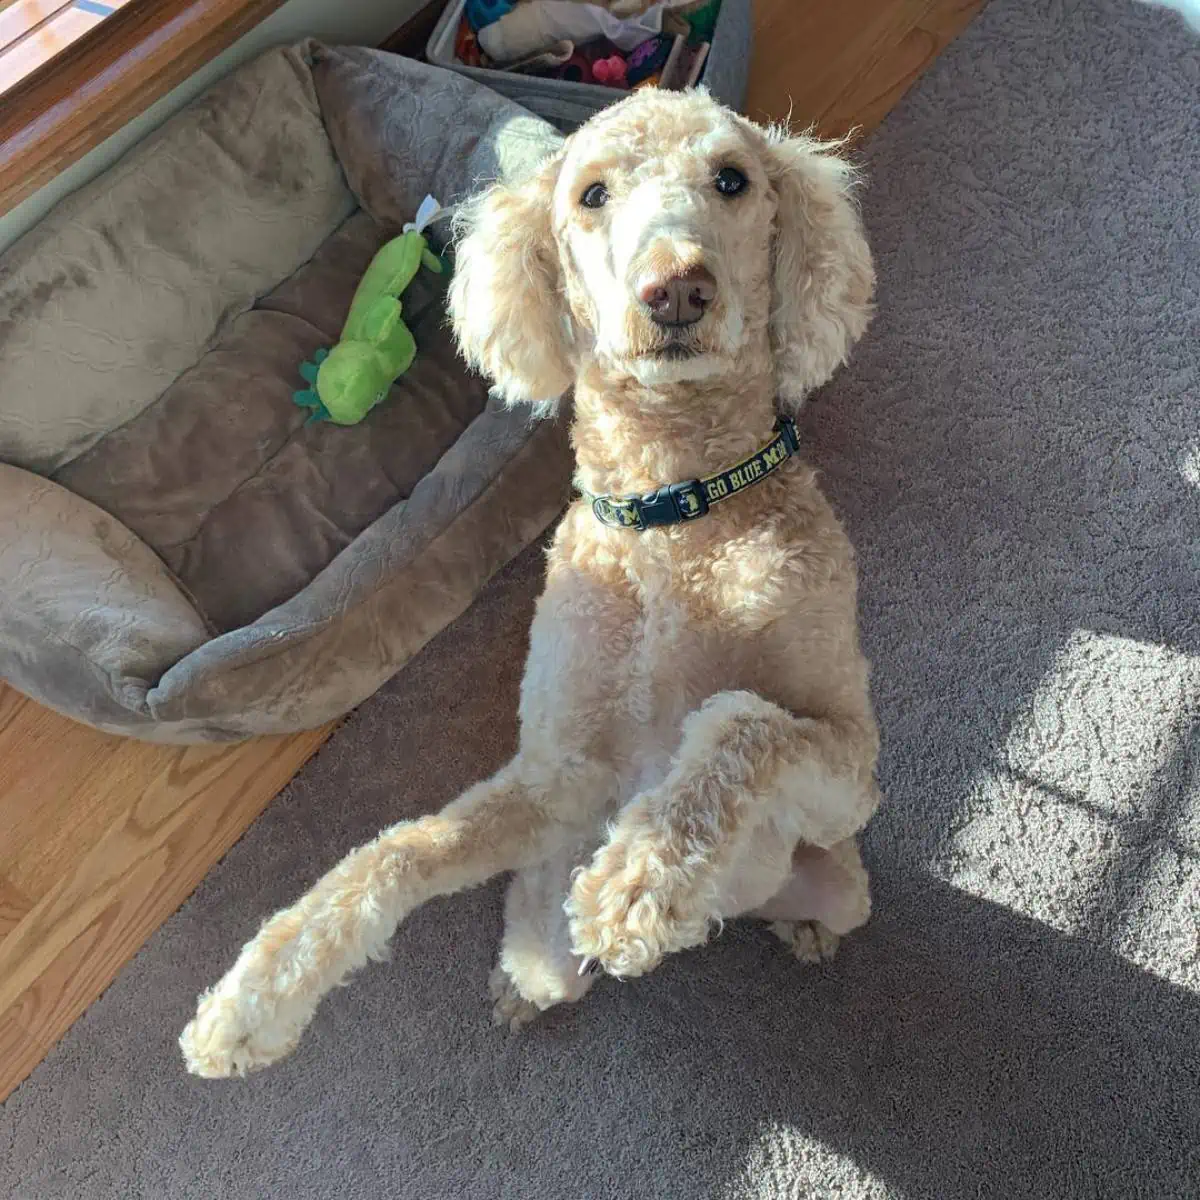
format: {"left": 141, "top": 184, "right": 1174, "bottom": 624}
{"left": 0, "top": 43, "right": 570, "bottom": 742}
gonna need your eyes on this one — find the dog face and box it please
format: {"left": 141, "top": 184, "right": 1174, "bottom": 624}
{"left": 450, "top": 89, "right": 875, "bottom": 411}
{"left": 550, "top": 94, "right": 778, "bottom": 386}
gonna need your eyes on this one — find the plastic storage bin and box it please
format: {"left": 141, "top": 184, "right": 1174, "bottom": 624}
{"left": 426, "top": 0, "right": 752, "bottom": 130}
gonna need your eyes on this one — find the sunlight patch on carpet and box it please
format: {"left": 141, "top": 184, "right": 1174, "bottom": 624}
{"left": 943, "top": 629, "right": 1199, "bottom": 987}
{"left": 1181, "top": 443, "right": 1200, "bottom": 488}
{"left": 721, "top": 1123, "right": 890, "bottom": 1200}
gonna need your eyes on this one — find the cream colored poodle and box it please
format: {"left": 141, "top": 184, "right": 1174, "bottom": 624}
{"left": 181, "top": 87, "right": 881, "bottom": 1077}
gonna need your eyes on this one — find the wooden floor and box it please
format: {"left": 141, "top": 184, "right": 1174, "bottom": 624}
{"left": 0, "top": 0, "right": 983, "bottom": 1103}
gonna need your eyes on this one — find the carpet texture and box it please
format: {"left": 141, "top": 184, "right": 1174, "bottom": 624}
{"left": 4, "top": 1, "right": 1198, "bottom": 1196}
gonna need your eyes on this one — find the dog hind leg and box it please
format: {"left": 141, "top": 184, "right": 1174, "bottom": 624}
{"left": 754, "top": 838, "right": 871, "bottom": 964}
{"left": 490, "top": 838, "right": 599, "bottom": 1031}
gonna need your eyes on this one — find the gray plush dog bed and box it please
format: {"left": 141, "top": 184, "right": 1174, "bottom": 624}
{"left": 0, "top": 44, "right": 570, "bottom": 742}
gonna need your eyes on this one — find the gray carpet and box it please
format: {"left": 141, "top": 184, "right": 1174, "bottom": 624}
{"left": 5, "top": 0, "right": 1199, "bottom": 1196}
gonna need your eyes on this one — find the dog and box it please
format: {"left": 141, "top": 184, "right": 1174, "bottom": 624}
{"left": 180, "top": 87, "right": 881, "bottom": 1077}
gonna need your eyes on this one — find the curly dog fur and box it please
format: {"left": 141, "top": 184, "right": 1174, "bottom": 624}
{"left": 181, "top": 88, "right": 882, "bottom": 1077}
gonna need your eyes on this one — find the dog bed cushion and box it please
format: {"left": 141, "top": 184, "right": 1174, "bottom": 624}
{"left": 0, "top": 44, "right": 569, "bottom": 741}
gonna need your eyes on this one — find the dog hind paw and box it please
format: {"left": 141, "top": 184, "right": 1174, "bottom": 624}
{"left": 771, "top": 919, "right": 841, "bottom": 965}
{"left": 487, "top": 964, "right": 543, "bottom": 1032}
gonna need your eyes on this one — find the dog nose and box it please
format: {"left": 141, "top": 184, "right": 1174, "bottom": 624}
{"left": 637, "top": 266, "right": 717, "bottom": 327}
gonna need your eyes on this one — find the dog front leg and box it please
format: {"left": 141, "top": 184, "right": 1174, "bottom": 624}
{"left": 567, "top": 690, "right": 878, "bottom": 977}
{"left": 181, "top": 756, "right": 595, "bottom": 1078}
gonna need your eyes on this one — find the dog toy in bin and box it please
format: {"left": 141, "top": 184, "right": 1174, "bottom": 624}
{"left": 627, "top": 34, "right": 671, "bottom": 85}
{"left": 591, "top": 53, "right": 628, "bottom": 86}
{"left": 293, "top": 196, "right": 445, "bottom": 426}
{"left": 456, "top": 14, "right": 487, "bottom": 66}
{"left": 465, "top": 0, "right": 513, "bottom": 31}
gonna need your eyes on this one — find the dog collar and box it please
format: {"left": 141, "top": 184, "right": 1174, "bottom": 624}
{"left": 582, "top": 416, "right": 800, "bottom": 531}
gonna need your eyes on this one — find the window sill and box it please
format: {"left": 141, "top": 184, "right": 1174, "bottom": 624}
{"left": 0, "top": 0, "right": 291, "bottom": 214}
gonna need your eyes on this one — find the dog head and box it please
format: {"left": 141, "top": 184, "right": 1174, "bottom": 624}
{"left": 449, "top": 89, "right": 874, "bottom": 412}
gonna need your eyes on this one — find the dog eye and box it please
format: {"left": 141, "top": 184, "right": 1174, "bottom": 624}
{"left": 580, "top": 182, "right": 609, "bottom": 209}
{"left": 714, "top": 167, "right": 748, "bottom": 197}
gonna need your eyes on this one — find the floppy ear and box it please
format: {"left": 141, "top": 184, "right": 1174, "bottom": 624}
{"left": 448, "top": 153, "right": 574, "bottom": 410}
{"left": 762, "top": 131, "right": 875, "bottom": 411}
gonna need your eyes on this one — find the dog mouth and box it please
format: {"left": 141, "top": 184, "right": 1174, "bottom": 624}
{"left": 625, "top": 315, "right": 722, "bottom": 367}
{"left": 640, "top": 330, "right": 704, "bottom": 361}
{"left": 651, "top": 341, "right": 700, "bottom": 361}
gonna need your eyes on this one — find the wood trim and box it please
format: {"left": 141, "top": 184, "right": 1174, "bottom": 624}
{"left": 378, "top": 0, "right": 447, "bottom": 57}
{"left": 0, "top": 0, "right": 452, "bottom": 216}
{"left": 0, "top": 0, "right": 291, "bottom": 214}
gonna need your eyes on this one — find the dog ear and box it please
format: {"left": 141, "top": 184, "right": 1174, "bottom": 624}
{"left": 448, "top": 153, "right": 574, "bottom": 410}
{"left": 762, "top": 131, "right": 875, "bottom": 411}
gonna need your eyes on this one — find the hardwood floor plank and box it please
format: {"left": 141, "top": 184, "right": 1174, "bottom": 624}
{"left": 0, "top": 715, "right": 127, "bottom": 898}
{"left": 746, "top": 0, "right": 932, "bottom": 128}
{"left": 0, "top": 721, "right": 331, "bottom": 1100}
{"left": 0, "top": 1007, "right": 34, "bottom": 1093}
{"left": 818, "top": 0, "right": 987, "bottom": 138}
{"left": 0, "top": 874, "right": 31, "bottom": 943}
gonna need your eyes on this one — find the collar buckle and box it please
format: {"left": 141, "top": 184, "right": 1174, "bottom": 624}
{"left": 639, "top": 480, "right": 710, "bottom": 528}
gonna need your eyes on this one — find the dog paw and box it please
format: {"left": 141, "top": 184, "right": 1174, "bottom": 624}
{"left": 771, "top": 919, "right": 841, "bottom": 965}
{"left": 488, "top": 964, "right": 543, "bottom": 1033}
{"left": 566, "top": 829, "right": 712, "bottom": 978}
{"left": 179, "top": 988, "right": 303, "bottom": 1078}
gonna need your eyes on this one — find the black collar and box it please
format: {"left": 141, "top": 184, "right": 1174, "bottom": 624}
{"left": 582, "top": 416, "right": 800, "bottom": 531}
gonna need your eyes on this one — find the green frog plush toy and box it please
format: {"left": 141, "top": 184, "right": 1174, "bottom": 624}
{"left": 293, "top": 195, "right": 446, "bottom": 425}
